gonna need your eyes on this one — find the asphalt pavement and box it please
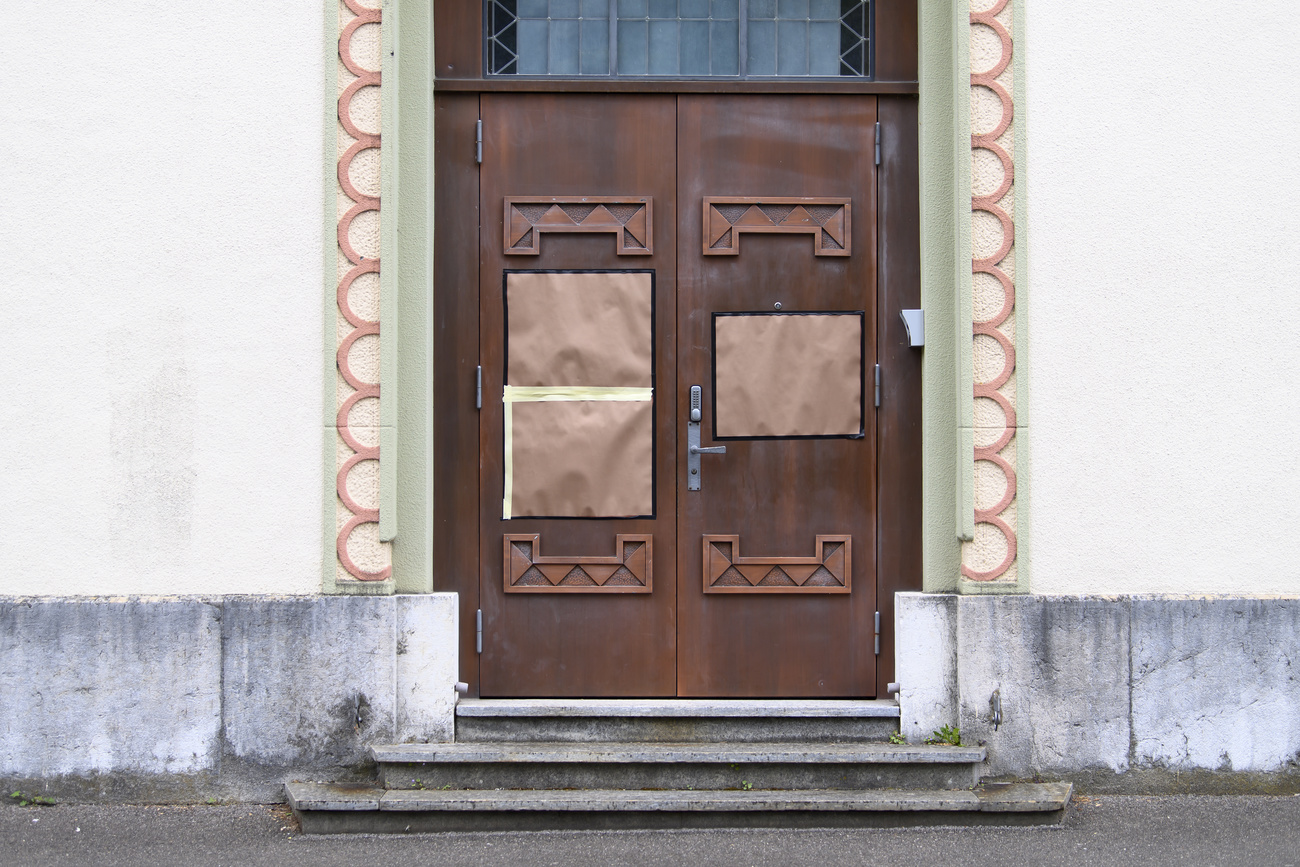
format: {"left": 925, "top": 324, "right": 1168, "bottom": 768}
{"left": 3, "top": 794, "right": 1298, "bottom": 866}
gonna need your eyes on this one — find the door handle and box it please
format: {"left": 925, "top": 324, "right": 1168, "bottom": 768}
{"left": 688, "top": 385, "right": 726, "bottom": 491}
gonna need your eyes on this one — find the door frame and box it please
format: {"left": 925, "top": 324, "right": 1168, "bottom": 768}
{"left": 425, "top": 5, "right": 922, "bottom": 698}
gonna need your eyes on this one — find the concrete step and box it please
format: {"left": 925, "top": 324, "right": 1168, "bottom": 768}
{"left": 455, "top": 698, "right": 901, "bottom": 743}
{"left": 372, "top": 741, "right": 985, "bottom": 791}
{"left": 286, "top": 780, "right": 1073, "bottom": 833}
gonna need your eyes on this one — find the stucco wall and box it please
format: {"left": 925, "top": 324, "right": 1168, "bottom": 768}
{"left": 1, "top": 4, "right": 324, "bottom": 594}
{"left": 1024, "top": 3, "right": 1300, "bottom": 594}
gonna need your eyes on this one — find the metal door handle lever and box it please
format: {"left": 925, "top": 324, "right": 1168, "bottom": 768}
{"left": 687, "top": 385, "right": 725, "bottom": 491}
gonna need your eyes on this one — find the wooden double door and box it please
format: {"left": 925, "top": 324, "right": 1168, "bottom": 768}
{"left": 438, "top": 91, "right": 918, "bottom": 698}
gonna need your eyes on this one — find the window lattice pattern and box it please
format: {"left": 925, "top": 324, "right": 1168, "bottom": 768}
{"left": 746, "top": 0, "right": 866, "bottom": 77}
{"left": 487, "top": 0, "right": 870, "bottom": 77}
{"left": 616, "top": 0, "right": 740, "bottom": 76}
{"left": 490, "top": 0, "right": 612, "bottom": 75}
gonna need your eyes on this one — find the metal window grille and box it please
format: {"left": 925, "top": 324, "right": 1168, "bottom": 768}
{"left": 486, "top": 0, "right": 871, "bottom": 78}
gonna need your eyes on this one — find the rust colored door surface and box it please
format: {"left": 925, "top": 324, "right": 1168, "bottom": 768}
{"left": 477, "top": 94, "right": 678, "bottom": 696}
{"left": 476, "top": 93, "right": 879, "bottom": 697}
{"left": 676, "top": 95, "right": 879, "bottom": 696}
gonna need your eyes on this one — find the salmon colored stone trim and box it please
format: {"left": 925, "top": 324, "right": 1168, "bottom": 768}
{"left": 964, "top": 0, "right": 1018, "bottom": 582}
{"left": 335, "top": 0, "right": 388, "bottom": 582}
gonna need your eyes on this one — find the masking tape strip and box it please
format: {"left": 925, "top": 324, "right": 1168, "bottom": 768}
{"left": 503, "top": 399, "right": 514, "bottom": 520}
{"left": 502, "top": 386, "right": 654, "bottom": 519}
{"left": 503, "top": 386, "right": 654, "bottom": 403}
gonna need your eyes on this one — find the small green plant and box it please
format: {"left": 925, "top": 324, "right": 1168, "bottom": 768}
{"left": 205, "top": 797, "right": 219, "bottom": 805}
{"left": 888, "top": 731, "right": 906, "bottom": 745}
{"left": 411, "top": 778, "right": 426, "bottom": 790}
{"left": 926, "top": 724, "right": 962, "bottom": 746}
{"left": 9, "top": 791, "right": 55, "bottom": 807}
{"left": 741, "top": 781, "right": 753, "bottom": 791}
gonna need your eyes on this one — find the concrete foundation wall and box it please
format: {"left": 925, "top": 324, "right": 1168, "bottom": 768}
{"left": 0, "top": 595, "right": 457, "bottom": 803}
{"left": 897, "top": 593, "right": 1300, "bottom": 793}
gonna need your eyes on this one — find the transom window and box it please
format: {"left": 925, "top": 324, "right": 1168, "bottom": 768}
{"left": 487, "top": 0, "right": 871, "bottom": 78}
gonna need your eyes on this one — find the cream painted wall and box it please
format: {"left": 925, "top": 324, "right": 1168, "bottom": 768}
{"left": 0, "top": 3, "right": 324, "bottom": 595}
{"left": 1025, "top": 2, "right": 1300, "bottom": 594}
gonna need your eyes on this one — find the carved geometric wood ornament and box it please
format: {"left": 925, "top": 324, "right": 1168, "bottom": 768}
{"left": 703, "top": 535, "right": 850, "bottom": 593}
{"left": 703, "top": 197, "right": 850, "bottom": 257}
{"left": 505, "top": 534, "right": 652, "bottom": 593}
{"left": 505, "top": 197, "right": 652, "bottom": 256}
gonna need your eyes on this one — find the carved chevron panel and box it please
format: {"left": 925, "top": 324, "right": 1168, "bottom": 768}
{"left": 703, "top": 535, "right": 851, "bottom": 594}
{"left": 505, "top": 534, "right": 653, "bottom": 593}
{"left": 505, "top": 197, "right": 652, "bottom": 256}
{"left": 703, "top": 197, "right": 851, "bottom": 257}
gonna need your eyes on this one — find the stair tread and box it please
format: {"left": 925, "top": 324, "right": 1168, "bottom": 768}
{"left": 371, "top": 741, "right": 986, "bottom": 764}
{"left": 455, "top": 699, "right": 900, "bottom": 719}
{"left": 287, "top": 781, "right": 1071, "bottom": 814}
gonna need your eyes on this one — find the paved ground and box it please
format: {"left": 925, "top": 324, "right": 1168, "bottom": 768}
{"left": 2, "top": 795, "right": 1298, "bottom": 866}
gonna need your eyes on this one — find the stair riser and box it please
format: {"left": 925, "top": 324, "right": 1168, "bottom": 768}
{"left": 295, "top": 808, "right": 1065, "bottom": 834}
{"left": 456, "top": 716, "right": 898, "bottom": 743}
{"left": 379, "top": 761, "right": 979, "bottom": 792}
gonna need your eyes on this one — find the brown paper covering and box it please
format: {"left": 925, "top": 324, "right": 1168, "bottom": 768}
{"left": 714, "top": 313, "right": 862, "bottom": 438}
{"left": 506, "top": 272, "right": 653, "bottom": 387}
{"left": 509, "top": 400, "right": 654, "bottom": 518}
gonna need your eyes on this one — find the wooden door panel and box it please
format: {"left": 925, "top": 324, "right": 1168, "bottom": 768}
{"left": 432, "top": 93, "right": 482, "bottom": 693}
{"left": 677, "top": 95, "right": 879, "bottom": 697}
{"left": 875, "top": 95, "right": 924, "bottom": 695}
{"left": 478, "top": 94, "right": 677, "bottom": 697}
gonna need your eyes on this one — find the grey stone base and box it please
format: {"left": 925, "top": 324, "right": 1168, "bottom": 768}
{"left": 454, "top": 698, "right": 901, "bottom": 717}
{"left": 456, "top": 699, "right": 900, "bottom": 743}
{"left": 378, "top": 760, "right": 978, "bottom": 793}
{"left": 896, "top": 593, "right": 1300, "bottom": 793}
{"left": 374, "top": 742, "right": 983, "bottom": 791}
{"left": 0, "top": 595, "right": 458, "bottom": 804}
{"left": 286, "top": 781, "right": 1073, "bottom": 833}
{"left": 457, "top": 716, "right": 900, "bottom": 743}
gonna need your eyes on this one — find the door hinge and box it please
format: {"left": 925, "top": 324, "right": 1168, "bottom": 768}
{"left": 475, "top": 365, "right": 482, "bottom": 410}
{"left": 476, "top": 609, "right": 483, "bottom": 654}
{"left": 475, "top": 119, "right": 483, "bottom": 165}
{"left": 874, "top": 364, "right": 882, "bottom": 408}
{"left": 874, "top": 121, "right": 882, "bottom": 166}
{"left": 874, "top": 611, "right": 881, "bottom": 655}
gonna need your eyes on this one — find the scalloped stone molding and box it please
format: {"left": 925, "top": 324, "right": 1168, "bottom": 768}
{"left": 963, "top": 0, "right": 1018, "bottom": 583}
{"left": 334, "top": 0, "right": 389, "bottom": 582}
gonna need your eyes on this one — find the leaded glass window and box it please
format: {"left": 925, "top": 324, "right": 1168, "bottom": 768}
{"left": 487, "top": 0, "right": 870, "bottom": 78}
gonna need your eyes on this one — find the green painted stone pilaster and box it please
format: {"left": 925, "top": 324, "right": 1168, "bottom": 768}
{"left": 386, "top": 0, "right": 435, "bottom": 594}
{"left": 919, "top": 0, "right": 963, "bottom": 592}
